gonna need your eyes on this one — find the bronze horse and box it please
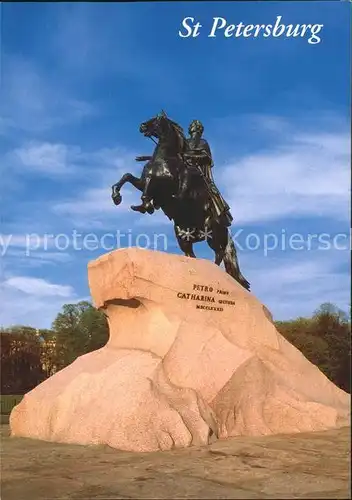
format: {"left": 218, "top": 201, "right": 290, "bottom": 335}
{"left": 112, "top": 112, "right": 250, "bottom": 291}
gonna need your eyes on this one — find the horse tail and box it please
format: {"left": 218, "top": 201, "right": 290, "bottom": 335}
{"left": 223, "top": 230, "right": 250, "bottom": 291}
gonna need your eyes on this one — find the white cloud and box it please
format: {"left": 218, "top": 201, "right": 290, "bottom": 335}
{"left": 10, "top": 141, "right": 82, "bottom": 175}
{"left": 4, "top": 141, "right": 134, "bottom": 183}
{"left": 1, "top": 235, "right": 70, "bottom": 259}
{"left": 1, "top": 55, "right": 97, "bottom": 135}
{"left": 3, "top": 277, "right": 74, "bottom": 298}
{"left": 218, "top": 127, "right": 350, "bottom": 225}
{"left": 2, "top": 140, "right": 163, "bottom": 232}
{"left": 54, "top": 187, "right": 125, "bottom": 215}
{"left": 53, "top": 186, "right": 154, "bottom": 230}
{"left": 0, "top": 276, "right": 80, "bottom": 328}
{"left": 5, "top": 249, "right": 73, "bottom": 269}
{"left": 242, "top": 248, "right": 350, "bottom": 320}
{"left": 50, "top": 147, "right": 156, "bottom": 228}
{"left": 1, "top": 234, "right": 57, "bottom": 250}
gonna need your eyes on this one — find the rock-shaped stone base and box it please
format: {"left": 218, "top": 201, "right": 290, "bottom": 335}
{"left": 10, "top": 248, "right": 350, "bottom": 452}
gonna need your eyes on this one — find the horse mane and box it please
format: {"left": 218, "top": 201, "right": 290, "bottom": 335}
{"left": 166, "top": 118, "right": 186, "bottom": 151}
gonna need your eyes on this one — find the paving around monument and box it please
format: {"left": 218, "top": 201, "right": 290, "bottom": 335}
{"left": 6, "top": 112, "right": 350, "bottom": 499}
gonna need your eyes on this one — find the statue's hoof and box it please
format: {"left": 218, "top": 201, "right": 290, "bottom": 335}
{"left": 112, "top": 192, "right": 122, "bottom": 206}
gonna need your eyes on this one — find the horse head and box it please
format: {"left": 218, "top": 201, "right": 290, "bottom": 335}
{"left": 139, "top": 112, "right": 186, "bottom": 153}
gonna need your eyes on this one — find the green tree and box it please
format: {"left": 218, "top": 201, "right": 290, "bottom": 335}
{"left": 276, "top": 317, "right": 330, "bottom": 372}
{"left": 0, "top": 326, "right": 45, "bottom": 394}
{"left": 52, "top": 301, "right": 109, "bottom": 369}
{"left": 38, "top": 329, "right": 59, "bottom": 378}
{"left": 276, "top": 302, "right": 351, "bottom": 393}
{"left": 311, "top": 303, "right": 351, "bottom": 392}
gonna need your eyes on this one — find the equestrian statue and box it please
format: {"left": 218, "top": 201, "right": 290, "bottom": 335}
{"left": 111, "top": 111, "right": 250, "bottom": 291}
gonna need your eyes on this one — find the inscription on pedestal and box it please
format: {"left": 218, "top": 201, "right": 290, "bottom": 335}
{"left": 176, "top": 283, "right": 236, "bottom": 312}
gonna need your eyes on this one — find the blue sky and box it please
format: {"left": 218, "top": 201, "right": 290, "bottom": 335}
{"left": 1, "top": 1, "right": 350, "bottom": 328}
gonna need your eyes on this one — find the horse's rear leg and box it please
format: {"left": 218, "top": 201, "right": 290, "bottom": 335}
{"left": 208, "top": 238, "right": 224, "bottom": 265}
{"left": 206, "top": 226, "right": 226, "bottom": 266}
{"left": 131, "top": 175, "right": 155, "bottom": 214}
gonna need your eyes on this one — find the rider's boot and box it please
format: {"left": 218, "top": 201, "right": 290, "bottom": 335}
{"left": 131, "top": 197, "right": 155, "bottom": 214}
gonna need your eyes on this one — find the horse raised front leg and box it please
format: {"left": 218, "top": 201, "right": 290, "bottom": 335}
{"left": 112, "top": 173, "right": 143, "bottom": 206}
